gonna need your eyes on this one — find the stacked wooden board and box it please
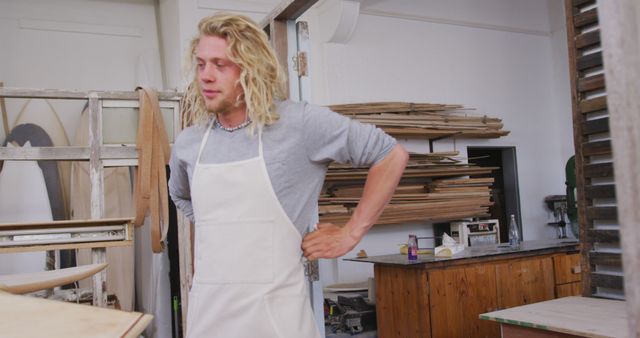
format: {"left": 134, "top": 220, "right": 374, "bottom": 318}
{"left": 319, "top": 152, "right": 497, "bottom": 225}
{"left": 328, "top": 102, "right": 509, "bottom": 139}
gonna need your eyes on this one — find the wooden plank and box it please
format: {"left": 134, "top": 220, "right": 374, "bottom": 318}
{"left": 583, "top": 162, "right": 614, "bottom": 178}
{"left": 574, "top": 8, "right": 598, "bottom": 28}
{"left": 556, "top": 282, "right": 583, "bottom": 298}
{"left": 586, "top": 206, "right": 617, "bottom": 220}
{"left": 269, "top": 19, "right": 289, "bottom": 98}
{"left": 496, "top": 257, "right": 555, "bottom": 309}
{"left": 581, "top": 117, "right": 609, "bottom": 135}
{"left": 575, "top": 30, "right": 601, "bottom": 49}
{"left": 0, "top": 291, "right": 153, "bottom": 338}
{"left": 579, "top": 96, "right": 607, "bottom": 114}
{"left": 591, "top": 273, "right": 624, "bottom": 290}
{"left": 481, "top": 297, "right": 627, "bottom": 338}
{"left": 576, "top": 52, "right": 603, "bottom": 71}
{"left": 429, "top": 264, "right": 500, "bottom": 338}
{"left": 599, "top": 0, "right": 640, "bottom": 334}
{"left": 564, "top": 0, "right": 592, "bottom": 298}
{"left": 374, "top": 265, "right": 430, "bottom": 338}
{"left": 553, "top": 254, "right": 582, "bottom": 285}
{"left": 591, "top": 252, "right": 622, "bottom": 267}
{"left": 587, "top": 229, "right": 620, "bottom": 244}
{"left": 584, "top": 184, "right": 616, "bottom": 199}
{"left": 578, "top": 74, "right": 606, "bottom": 92}
{"left": 582, "top": 140, "right": 611, "bottom": 156}
{"left": 0, "top": 145, "right": 138, "bottom": 161}
{"left": 259, "top": 0, "right": 319, "bottom": 30}
{"left": 0, "top": 87, "right": 181, "bottom": 100}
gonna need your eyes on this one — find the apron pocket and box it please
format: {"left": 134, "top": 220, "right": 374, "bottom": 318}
{"left": 265, "top": 294, "right": 319, "bottom": 338}
{"left": 195, "top": 218, "right": 274, "bottom": 284}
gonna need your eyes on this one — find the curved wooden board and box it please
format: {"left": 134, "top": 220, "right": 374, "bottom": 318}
{"left": 0, "top": 141, "right": 50, "bottom": 275}
{"left": 0, "top": 263, "right": 107, "bottom": 294}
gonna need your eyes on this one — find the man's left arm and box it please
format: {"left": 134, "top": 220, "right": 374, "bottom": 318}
{"left": 302, "top": 144, "right": 408, "bottom": 260}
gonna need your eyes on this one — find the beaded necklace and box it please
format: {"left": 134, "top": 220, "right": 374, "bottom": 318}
{"left": 214, "top": 118, "right": 251, "bottom": 132}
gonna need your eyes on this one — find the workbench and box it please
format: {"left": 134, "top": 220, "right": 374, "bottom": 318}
{"left": 345, "top": 239, "right": 581, "bottom": 338}
{"left": 480, "top": 296, "right": 627, "bottom": 338}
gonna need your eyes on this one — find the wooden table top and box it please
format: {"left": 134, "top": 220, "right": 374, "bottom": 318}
{"left": 0, "top": 291, "right": 152, "bottom": 338}
{"left": 480, "top": 296, "right": 627, "bottom": 338}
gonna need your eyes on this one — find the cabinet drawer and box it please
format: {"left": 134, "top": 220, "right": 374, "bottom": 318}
{"left": 553, "top": 253, "right": 581, "bottom": 284}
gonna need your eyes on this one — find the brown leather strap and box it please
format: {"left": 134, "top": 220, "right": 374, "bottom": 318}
{"left": 134, "top": 87, "right": 170, "bottom": 253}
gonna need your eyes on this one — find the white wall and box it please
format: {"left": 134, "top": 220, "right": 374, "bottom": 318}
{"left": 302, "top": 0, "right": 575, "bottom": 283}
{"left": 0, "top": 0, "right": 163, "bottom": 142}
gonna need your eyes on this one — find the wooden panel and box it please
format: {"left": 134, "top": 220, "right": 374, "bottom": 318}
{"left": 501, "top": 324, "right": 584, "bottom": 338}
{"left": 591, "top": 273, "right": 624, "bottom": 290}
{"left": 576, "top": 52, "right": 603, "bottom": 71}
{"left": 574, "top": 8, "right": 598, "bottom": 28}
{"left": 496, "top": 257, "right": 555, "bottom": 309}
{"left": 578, "top": 74, "right": 605, "bottom": 92}
{"left": 579, "top": 96, "right": 607, "bottom": 114}
{"left": 429, "top": 264, "right": 500, "bottom": 338}
{"left": 586, "top": 206, "right": 617, "bottom": 220}
{"left": 553, "top": 254, "right": 582, "bottom": 284}
{"left": 556, "top": 282, "right": 583, "bottom": 298}
{"left": 588, "top": 229, "right": 620, "bottom": 244}
{"left": 582, "top": 140, "right": 611, "bottom": 156}
{"left": 582, "top": 117, "right": 609, "bottom": 135}
{"left": 374, "top": 265, "right": 430, "bottom": 338}
{"left": 584, "top": 184, "right": 616, "bottom": 199}
{"left": 591, "top": 252, "right": 622, "bottom": 267}
{"left": 575, "top": 30, "right": 600, "bottom": 49}
{"left": 583, "top": 162, "right": 614, "bottom": 178}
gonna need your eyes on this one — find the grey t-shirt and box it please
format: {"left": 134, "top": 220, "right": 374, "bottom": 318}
{"left": 168, "top": 100, "right": 396, "bottom": 235}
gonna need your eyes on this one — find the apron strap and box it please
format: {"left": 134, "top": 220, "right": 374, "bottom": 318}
{"left": 195, "top": 118, "right": 215, "bottom": 165}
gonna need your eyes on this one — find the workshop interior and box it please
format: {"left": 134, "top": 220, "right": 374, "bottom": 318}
{"left": 0, "top": 0, "right": 638, "bottom": 337}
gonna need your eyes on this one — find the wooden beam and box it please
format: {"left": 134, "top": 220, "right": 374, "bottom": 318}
{"left": 564, "top": 0, "right": 592, "bottom": 298}
{"left": 260, "top": 0, "right": 319, "bottom": 31}
{"left": 599, "top": 0, "right": 640, "bottom": 335}
{"left": 270, "top": 19, "right": 290, "bottom": 98}
{"left": 0, "top": 87, "right": 181, "bottom": 101}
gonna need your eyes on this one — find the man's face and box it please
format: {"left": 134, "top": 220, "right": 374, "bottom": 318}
{"left": 195, "top": 35, "right": 244, "bottom": 114}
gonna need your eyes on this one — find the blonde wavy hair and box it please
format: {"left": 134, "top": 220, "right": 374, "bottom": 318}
{"left": 181, "top": 13, "right": 287, "bottom": 130}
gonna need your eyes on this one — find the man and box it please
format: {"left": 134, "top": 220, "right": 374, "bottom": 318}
{"left": 169, "top": 13, "right": 408, "bottom": 338}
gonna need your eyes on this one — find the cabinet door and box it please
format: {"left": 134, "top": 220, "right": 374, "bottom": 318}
{"left": 553, "top": 253, "right": 581, "bottom": 285}
{"left": 429, "top": 264, "right": 500, "bottom": 338}
{"left": 375, "top": 265, "right": 430, "bottom": 338}
{"left": 496, "top": 257, "right": 555, "bottom": 309}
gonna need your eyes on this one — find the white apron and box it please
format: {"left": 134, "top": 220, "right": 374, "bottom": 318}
{"left": 187, "top": 122, "right": 321, "bottom": 338}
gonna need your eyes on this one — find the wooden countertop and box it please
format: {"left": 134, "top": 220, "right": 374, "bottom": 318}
{"left": 344, "top": 239, "right": 579, "bottom": 268}
{"left": 479, "top": 296, "right": 627, "bottom": 338}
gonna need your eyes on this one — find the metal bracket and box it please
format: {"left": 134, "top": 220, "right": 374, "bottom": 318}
{"left": 292, "top": 51, "right": 308, "bottom": 77}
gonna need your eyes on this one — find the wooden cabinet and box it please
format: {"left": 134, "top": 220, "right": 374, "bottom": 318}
{"left": 372, "top": 249, "right": 581, "bottom": 338}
